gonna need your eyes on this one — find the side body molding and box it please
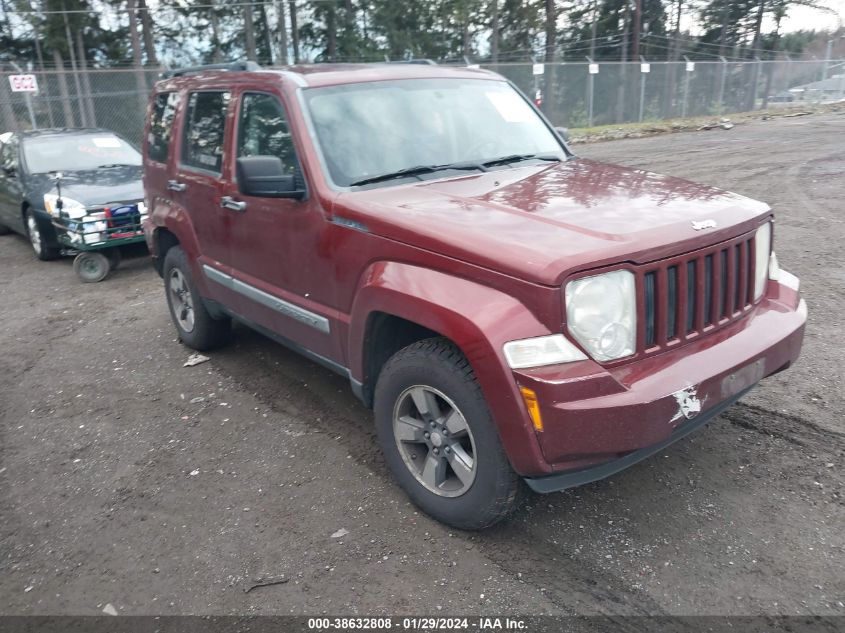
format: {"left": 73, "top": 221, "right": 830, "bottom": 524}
{"left": 347, "top": 261, "right": 555, "bottom": 475}
{"left": 202, "top": 264, "right": 331, "bottom": 334}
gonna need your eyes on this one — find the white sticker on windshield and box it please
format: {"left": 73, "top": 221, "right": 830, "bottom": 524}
{"left": 485, "top": 91, "right": 533, "bottom": 123}
{"left": 92, "top": 137, "right": 121, "bottom": 148}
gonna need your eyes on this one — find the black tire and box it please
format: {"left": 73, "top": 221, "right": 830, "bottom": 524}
{"left": 73, "top": 251, "right": 111, "bottom": 283}
{"left": 163, "top": 245, "right": 230, "bottom": 351}
{"left": 374, "top": 337, "right": 523, "bottom": 530}
{"left": 25, "top": 209, "right": 59, "bottom": 260}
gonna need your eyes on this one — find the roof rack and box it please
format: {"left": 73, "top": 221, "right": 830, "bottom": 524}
{"left": 160, "top": 61, "right": 261, "bottom": 79}
{"left": 386, "top": 59, "right": 438, "bottom": 65}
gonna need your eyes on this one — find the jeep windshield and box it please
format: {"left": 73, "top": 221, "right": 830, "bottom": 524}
{"left": 303, "top": 78, "right": 567, "bottom": 188}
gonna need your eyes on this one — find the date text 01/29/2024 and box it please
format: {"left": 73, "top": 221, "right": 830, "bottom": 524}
{"left": 306, "top": 617, "right": 528, "bottom": 630}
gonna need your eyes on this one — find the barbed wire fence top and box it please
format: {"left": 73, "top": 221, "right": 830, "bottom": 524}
{"left": 2, "top": 60, "right": 844, "bottom": 145}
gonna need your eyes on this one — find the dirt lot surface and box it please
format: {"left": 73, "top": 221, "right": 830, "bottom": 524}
{"left": 1, "top": 113, "right": 842, "bottom": 618}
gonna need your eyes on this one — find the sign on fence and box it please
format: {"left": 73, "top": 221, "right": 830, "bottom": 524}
{"left": 588, "top": 63, "right": 599, "bottom": 75}
{"left": 686, "top": 61, "right": 695, "bottom": 72}
{"left": 532, "top": 63, "right": 544, "bottom": 76}
{"left": 641, "top": 63, "right": 650, "bottom": 73}
{"left": 8, "top": 74, "right": 39, "bottom": 93}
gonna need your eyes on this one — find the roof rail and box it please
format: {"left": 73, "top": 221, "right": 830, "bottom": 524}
{"left": 160, "top": 61, "right": 261, "bottom": 79}
{"left": 386, "top": 59, "right": 438, "bottom": 66}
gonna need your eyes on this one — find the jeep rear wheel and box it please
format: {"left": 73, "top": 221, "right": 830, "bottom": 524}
{"left": 163, "top": 246, "right": 230, "bottom": 351}
{"left": 374, "top": 338, "right": 522, "bottom": 530}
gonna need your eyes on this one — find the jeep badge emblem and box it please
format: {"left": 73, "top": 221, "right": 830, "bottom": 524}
{"left": 692, "top": 219, "right": 717, "bottom": 230}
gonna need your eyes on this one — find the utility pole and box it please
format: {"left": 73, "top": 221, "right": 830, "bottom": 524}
{"left": 490, "top": 0, "right": 499, "bottom": 65}
{"left": 244, "top": 1, "right": 257, "bottom": 62}
{"left": 62, "top": 3, "right": 88, "bottom": 126}
{"left": 632, "top": 0, "right": 642, "bottom": 61}
{"left": 289, "top": 1, "right": 300, "bottom": 63}
{"left": 127, "top": 0, "right": 148, "bottom": 122}
{"left": 717, "top": 3, "right": 729, "bottom": 60}
{"left": 544, "top": 0, "right": 555, "bottom": 63}
{"left": 544, "top": 0, "right": 557, "bottom": 121}
{"left": 620, "top": 1, "right": 630, "bottom": 63}
{"left": 277, "top": 0, "right": 289, "bottom": 65}
{"left": 615, "top": 0, "right": 631, "bottom": 122}
{"left": 210, "top": 0, "right": 223, "bottom": 63}
{"left": 31, "top": 12, "right": 56, "bottom": 127}
{"left": 138, "top": 0, "right": 158, "bottom": 66}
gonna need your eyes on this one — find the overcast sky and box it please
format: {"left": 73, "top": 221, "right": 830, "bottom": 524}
{"left": 678, "top": 0, "right": 843, "bottom": 36}
{"left": 778, "top": 0, "right": 844, "bottom": 32}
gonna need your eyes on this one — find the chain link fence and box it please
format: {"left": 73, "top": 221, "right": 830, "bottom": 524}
{"left": 0, "top": 67, "right": 160, "bottom": 144}
{"left": 2, "top": 60, "right": 844, "bottom": 145}
{"left": 489, "top": 59, "right": 845, "bottom": 128}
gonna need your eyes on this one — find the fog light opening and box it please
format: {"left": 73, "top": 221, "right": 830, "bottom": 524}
{"left": 520, "top": 386, "right": 544, "bottom": 432}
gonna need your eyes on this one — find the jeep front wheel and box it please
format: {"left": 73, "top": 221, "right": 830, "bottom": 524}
{"left": 374, "top": 338, "right": 522, "bottom": 530}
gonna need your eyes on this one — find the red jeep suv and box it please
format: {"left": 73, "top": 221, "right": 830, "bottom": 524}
{"left": 142, "top": 61, "right": 806, "bottom": 529}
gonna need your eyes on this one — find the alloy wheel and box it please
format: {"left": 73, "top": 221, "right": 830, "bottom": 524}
{"left": 168, "top": 268, "right": 195, "bottom": 332}
{"left": 26, "top": 214, "right": 42, "bottom": 255}
{"left": 392, "top": 385, "right": 477, "bottom": 497}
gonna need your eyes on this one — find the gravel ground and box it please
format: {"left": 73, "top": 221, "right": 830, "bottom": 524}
{"left": 0, "top": 113, "right": 842, "bottom": 617}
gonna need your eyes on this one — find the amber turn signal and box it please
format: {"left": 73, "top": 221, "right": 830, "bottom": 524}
{"left": 519, "top": 386, "right": 543, "bottom": 432}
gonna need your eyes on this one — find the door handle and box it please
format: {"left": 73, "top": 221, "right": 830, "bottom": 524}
{"left": 167, "top": 179, "right": 187, "bottom": 192}
{"left": 220, "top": 196, "right": 247, "bottom": 212}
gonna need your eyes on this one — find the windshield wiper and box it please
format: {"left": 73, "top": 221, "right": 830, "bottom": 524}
{"left": 481, "top": 153, "right": 562, "bottom": 168}
{"left": 350, "top": 162, "right": 484, "bottom": 187}
{"left": 348, "top": 154, "right": 561, "bottom": 187}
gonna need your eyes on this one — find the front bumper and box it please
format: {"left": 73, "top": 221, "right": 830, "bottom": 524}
{"left": 513, "top": 277, "right": 806, "bottom": 490}
{"left": 525, "top": 385, "right": 753, "bottom": 492}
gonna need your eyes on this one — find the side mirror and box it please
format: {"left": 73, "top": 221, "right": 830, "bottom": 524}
{"left": 236, "top": 155, "right": 305, "bottom": 199}
{"left": 554, "top": 126, "right": 570, "bottom": 142}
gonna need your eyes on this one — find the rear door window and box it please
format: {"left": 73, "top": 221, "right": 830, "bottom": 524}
{"left": 181, "top": 91, "right": 230, "bottom": 174}
{"left": 147, "top": 92, "right": 179, "bottom": 163}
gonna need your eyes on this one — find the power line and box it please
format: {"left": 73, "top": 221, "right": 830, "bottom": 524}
{"left": 634, "top": 39, "right": 742, "bottom": 60}
{"left": 644, "top": 32, "right": 789, "bottom": 57}
{"left": 0, "top": 1, "right": 311, "bottom": 15}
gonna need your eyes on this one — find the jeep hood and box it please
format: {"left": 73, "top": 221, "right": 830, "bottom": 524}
{"left": 334, "top": 158, "right": 771, "bottom": 286}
